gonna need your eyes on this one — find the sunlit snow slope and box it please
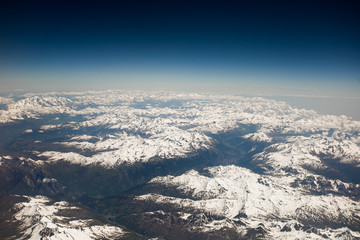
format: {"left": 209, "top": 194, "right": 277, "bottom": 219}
{"left": 0, "top": 90, "right": 359, "bottom": 239}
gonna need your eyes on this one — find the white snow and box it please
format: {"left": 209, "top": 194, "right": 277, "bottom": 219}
{"left": 1, "top": 90, "right": 360, "bottom": 239}
{"left": 13, "top": 196, "right": 126, "bottom": 240}
{"left": 0, "top": 90, "right": 355, "bottom": 168}
{"left": 140, "top": 165, "right": 360, "bottom": 239}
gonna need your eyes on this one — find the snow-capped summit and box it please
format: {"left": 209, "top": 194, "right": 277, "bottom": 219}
{"left": 0, "top": 90, "right": 359, "bottom": 239}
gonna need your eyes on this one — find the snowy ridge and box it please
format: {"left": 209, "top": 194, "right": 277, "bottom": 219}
{"left": 147, "top": 165, "right": 359, "bottom": 220}
{"left": 0, "top": 90, "right": 357, "bottom": 167}
{"left": 252, "top": 133, "right": 360, "bottom": 179}
{"left": 40, "top": 126, "right": 212, "bottom": 166}
{"left": 139, "top": 165, "right": 360, "bottom": 239}
{"left": 1, "top": 90, "right": 360, "bottom": 239}
{"left": 0, "top": 96, "right": 14, "bottom": 105}
{"left": 0, "top": 96, "right": 72, "bottom": 123}
{"left": 13, "top": 196, "right": 126, "bottom": 240}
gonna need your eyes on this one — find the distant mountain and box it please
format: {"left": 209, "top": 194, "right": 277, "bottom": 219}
{"left": 0, "top": 90, "right": 359, "bottom": 239}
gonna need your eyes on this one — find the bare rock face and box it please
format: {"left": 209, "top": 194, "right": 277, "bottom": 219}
{"left": 0, "top": 157, "right": 61, "bottom": 196}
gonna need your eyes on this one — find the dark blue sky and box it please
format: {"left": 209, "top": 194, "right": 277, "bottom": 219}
{"left": 1, "top": 0, "right": 360, "bottom": 97}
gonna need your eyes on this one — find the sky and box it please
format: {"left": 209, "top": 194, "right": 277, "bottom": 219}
{"left": 1, "top": 1, "right": 360, "bottom": 99}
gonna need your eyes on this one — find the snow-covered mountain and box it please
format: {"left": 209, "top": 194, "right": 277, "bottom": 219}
{"left": 137, "top": 165, "right": 359, "bottom": 239}
{"left": 0, "top": 90, "right": 359, "bottom": 239}
{"left": 12, "top": 196, "right": 127, "bottom": 240}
